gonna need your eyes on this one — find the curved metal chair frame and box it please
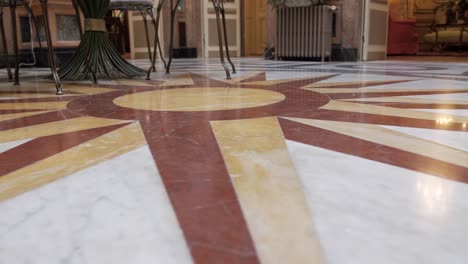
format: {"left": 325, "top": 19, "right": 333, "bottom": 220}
{"left": 109, "top": 1, "right": 167, "bottom": 74}
{"left": 1, "top": 0, "right": 62, "bottom": 94}
{"left": 148, "top": 0, "right": 235, "bottom": 80}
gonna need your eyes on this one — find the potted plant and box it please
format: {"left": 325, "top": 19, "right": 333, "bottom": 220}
{"left": 446, "top": 0, "right": 468, "bottom": 23}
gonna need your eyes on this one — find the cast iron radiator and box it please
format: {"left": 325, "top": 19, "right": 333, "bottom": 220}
{"left": 276, "top": 5, "right": 335, "bottom": 61}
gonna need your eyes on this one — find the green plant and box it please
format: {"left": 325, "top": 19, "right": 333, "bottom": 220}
{"left": 446, "top": 0, "right": 468, "bottom": 19}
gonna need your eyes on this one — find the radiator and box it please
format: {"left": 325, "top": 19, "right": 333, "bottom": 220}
{"left": 276, "top": 5, "right": 335, "bottom": 61}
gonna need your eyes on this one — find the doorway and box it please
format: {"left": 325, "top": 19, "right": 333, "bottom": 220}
{"left": 243, "top": 0, "right": 266, "bottom": 56}
{"left": 362, "top": 0, "right": 389, "bottom": 60}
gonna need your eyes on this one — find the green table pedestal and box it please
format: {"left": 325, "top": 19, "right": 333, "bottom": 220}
{"left": 58, "top": 0, "right": 145, "bottom": 81}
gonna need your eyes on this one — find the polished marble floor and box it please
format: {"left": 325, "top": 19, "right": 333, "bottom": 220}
{"left": 0, "top": 58, "right": 468, "bottom": 264}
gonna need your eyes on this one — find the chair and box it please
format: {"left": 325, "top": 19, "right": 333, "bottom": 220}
{"left": 0, "top": 0, "right": 62, "bottom": 94}
{"left": 108, "top": 0, "right": 166, "bottom": 73}
{"left": 161, "top": 0, "right": 236, "bottom": 80}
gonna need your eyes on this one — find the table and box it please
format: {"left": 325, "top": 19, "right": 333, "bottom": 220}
{"left": 58, "top": 0, "right": 146, "bottom": 81}
{"left": 426, "top": 23, "right": 468, "bottom": 52}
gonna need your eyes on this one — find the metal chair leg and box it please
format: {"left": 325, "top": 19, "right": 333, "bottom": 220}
{"left": 157, "top": 36, "right": 167, "bottom": 69}
{"left": 72, "top": 0, "right": 83, "bottom": 38}
{"left": 166, "top": 0, "right": 181, "bottom": 74}
{"left": 39, "top": 0, "right": 62, "bottom": 95}
{"left": 220, "top": 1, "right": 236, "bottom": 74}
{"left": 212, "top": 0, "right": 231, "bottom": 79}
{"left": 147, "top": 1, "right": 165, "bottom": 80}
{"left": 147, "top": 8, "right": 167, "bottom": 71}
{"left": 24, "top": 4, "right": 42, "bottom": 50}
{"left": 9, "top": 1, "right": 20, "bottom": 85}
{"left": 0, "top": 7, "right": 13, "bottom": 82}
{"left": 140, "top": 8, "right": 155, "bottom": 72}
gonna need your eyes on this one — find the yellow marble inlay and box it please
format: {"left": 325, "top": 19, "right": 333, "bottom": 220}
{"left": 0, "top": 101, "right": 68, "bottom": 110}
{"left": 0, "top": 122, "right": 147, "bottom": 202}
{"left": 212, "top": 117, "right": 324, "bottom": 264}
{"left": 114, "top": 88, "right": 285, "bottom": 112}
{"left": 116, "top": 79, "right": 154, "bottom": 87}
{"left": 322, "top": 100, "right": 468, "bottom": 124}
{"left": 0, "top": 116, "right": 129, "bottom": 143}
{"left": 160, "top": 73, "right": 195, "bottom": 87}
{"left": 343, "top": 96, "right": 468, "bottom": 105}
{"left": 0, "top": 93, "right": 77, "bottom": 99}
{"left": 285, "top": 118, "right": 468, "bottom": 168}
{"left": 304, "top": 87, "right": 468, "bottom": 94}
{"left": 63, "top": 84, "right": 115, "bottom": 95}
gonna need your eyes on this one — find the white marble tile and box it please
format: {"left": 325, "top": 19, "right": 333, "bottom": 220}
{"left": 383, "top": 125, "right": 468, "bottom": 152}
{"left": 0, "top": 138, "right": 33, "bottom": 153}
{"left": 415, "top": 109, "right": 468, "bottom": 117}
{"left": 404, "top": 93, "right": 468, "bottom": 101}
{"left": 286, "top": 141, "right": 468, "bottom": 264}
{"left": 0, "top": 146, "right": 193, "bottom": 264}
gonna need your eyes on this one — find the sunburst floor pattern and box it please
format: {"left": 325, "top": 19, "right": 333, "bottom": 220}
{"left": 1, "top": 64, "right": 468, "bottom": 264}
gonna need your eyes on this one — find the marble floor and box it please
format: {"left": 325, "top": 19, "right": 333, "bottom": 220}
{"left": 0, "top": 58, "right": 467, "bottom": 264}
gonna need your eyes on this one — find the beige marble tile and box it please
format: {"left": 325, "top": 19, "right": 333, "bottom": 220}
{"left": 303, "top": 81, "right": 411, "bottom": 88}
{"left": 304, "top": 88, "right": 468, "bottom": 94}
{"left": 0, "top": 122, "right": 147, "bottom": 202}
{"left": 0, "top": 101, "right": 69, "bottom": 110}
{"left": 0, "top": 82, "right": 57, "bottom": 93}
{"left": 241, "top": 77, "right": 311, "bottom": 86}
{"left": 63, "top": 84, "right": 116, "bottom": 95}
{"left": 322, "top": 100, "right": 468, "bottom": 124}
{"left": 218, "top": 72, "right": 263, "bottom": 84}
{"left": 343, "top": 97, "right": 468, "bottom": 104}
{"left": 0, "top": 93, "right": 77, "bottom": 99}
{"left": 0, "top": 116, "right": 129, "bottom": 143}
{"left": 285, "top": 118, "right": 468, "bottom": 168}
{"left": 211, "top": 117, "right": 324, "bottom": 264}
{"left": 160, "top": 73, "right": 194, "bottom": 87}
{"left": 115, "top": 79, "right": 154, "bottom": 87}
{"left": 114, "top": 88, "right": 285, "bottom": 112}
{"left": 0, "top": 111, "right": 52, "bottom": 122}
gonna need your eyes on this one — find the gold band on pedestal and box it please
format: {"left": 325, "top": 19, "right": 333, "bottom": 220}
{"left": 84, "top": 18, "right": 106, "bottom": 32}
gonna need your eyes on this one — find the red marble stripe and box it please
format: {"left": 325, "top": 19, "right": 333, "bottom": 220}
{"left": 0, "top": 122, "right": 130, "bottom": 176}
{"left": 279, "top": 118, "right": 468, "bottom": 184}
{"left": 0, "top": 110, "right": 82, "bottom": 131}
{"left": 141, "top": 121, "right": 259, "bottom": 264}
{"left": 283, "top": 109, "right": 467, "bottom": 132}
{"left": 0, "top": 109, "right": 47, "bottom": 114}
{"left": 238, "top": 74, "right": 339, "bottom": 90}
{"left": 309, "top": 79, "right": 414, "bottom": 89}
{"left": 327, "top": 90, "right": 468, "bottom": 100}
{"left": 349, "top": 102, "right": 468, "bottom": 109}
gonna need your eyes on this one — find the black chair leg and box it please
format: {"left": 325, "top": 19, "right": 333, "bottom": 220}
{"left": 213, "top": 0, "right": 231, "bottom": 79}
{"left": 140, "top": 8, "right": 155, "bottom": 72}
{"left": 9, "top": 1, "right": 20, "bottom": 85}
{"left": 40, "top": 0, "right": 62, "bottom": 95}
{"left": 157, "top": 36, "right": 167, "bottom": 69}
{"left": 166, "top": 0, "right": 181, "bottom": 74}
{"left": 23, "top": 4, "right": 43, "bottom": 50}
{"left": 147, "top": 1, "right": 165, "bottom": 80}
{"left": 0, "top": 7, "right": 13, "bottom": 82}
{"left": 220, "top": 1, "right": 236, "bottom": 74}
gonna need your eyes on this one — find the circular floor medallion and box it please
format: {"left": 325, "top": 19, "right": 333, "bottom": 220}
{"left": 113, "top": 87, "right": 286, "bottom": 112}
